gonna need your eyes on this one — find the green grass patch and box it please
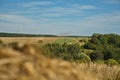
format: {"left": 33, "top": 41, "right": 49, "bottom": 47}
{"left": 54, "top": 37, "right": 75, "bottom": 44}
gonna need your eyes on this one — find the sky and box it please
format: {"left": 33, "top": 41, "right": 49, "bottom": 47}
{"left": 0, "top": 0, "right": 120, "bottom": 36}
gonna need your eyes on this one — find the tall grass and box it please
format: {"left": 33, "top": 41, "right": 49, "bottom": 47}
{"left": 75, "top": 63, "right": 120, "bottom": 80}
{"left": 0, "top": 44, "right": 98, "bottom": 80}
{"left": 0, "top": 44, "right": 120, "bottom": 80}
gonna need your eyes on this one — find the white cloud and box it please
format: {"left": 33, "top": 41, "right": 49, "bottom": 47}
{"left": 22, "top": 1, "right": 53, "bottom": 7}
{"left": 84, "top": 12, "right": 120, "bottom": 25}
{"left": 0, "top": 12, "right": 120, "bottom": 35}
{"left": 41, "top": 13, "right": 62, "bottom": 17}
{"left": 73, "top": 4, "right": 96, "bottom": 10}
{"left": 0, "top": 14, "right": 34, "bottom": 24}
{"left": 8, "top": 6, "right": 83, "bottom": 17}
{"left": 9, "top": 1, "right": 96, "bottom": 17}
{"left": 44, "top": 7, "right": 83, "bottom": 16}
{"left": 80, "top": 5, "right": 96, "bottom": 9}
{"left": 104, "top": 0, "right": 120, "bottom": 4}
{"left": 2, "top": 1, "right": 96, "bottom": 18}
{"left": 1, "top": 12, "right": 119, "bottom": 29}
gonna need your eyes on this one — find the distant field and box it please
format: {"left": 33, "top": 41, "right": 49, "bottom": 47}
{"left": 0, "top": 37, "right": 58, "bottom": 44}
{"left": 0, "top": 37, "right": 90, "bottom": 45}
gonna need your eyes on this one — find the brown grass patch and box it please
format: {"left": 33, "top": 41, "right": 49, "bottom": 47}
{"left": 0, "top": 37, "right": 58, "bottom": 44}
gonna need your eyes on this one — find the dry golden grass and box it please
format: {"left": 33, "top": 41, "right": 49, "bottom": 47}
{"left": 0, "top": 44, "right": 98, "bottom": 80}
{"left": 0, "top": 37, "right": 58, "bottom": 44}
{"left": 75, "top": 63, "right": 120, "bottom": 80}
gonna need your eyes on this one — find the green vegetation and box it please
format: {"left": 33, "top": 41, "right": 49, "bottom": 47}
{"left": 42, "top": 43, "right": 84, "bottom": 61}
{"left": 39, "top": 33, "right": 120, "bottom": 65}
{"left": 84, "top": 33, "right": 120, "bottom": 64}
{"left": 54, "top": 37, "right": 75, "bottom": 44}
{"left": 105, "top": 59, "right": 119, "bottom": 66}
{"left": 1, "top": 33, "right": 120, "bottom": 65}
{"left": 0, "top": 39, "right": 3, "bottom": 45}
{"left": 38, "top": 40, "right": 43, "bottom": 43}
{"left": 8, "top": 42, "right": 18, "bottom": 49}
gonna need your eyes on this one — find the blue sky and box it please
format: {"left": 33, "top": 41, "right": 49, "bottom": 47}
{"left": 0, "top": 0, "right": 120, "bottom": 36}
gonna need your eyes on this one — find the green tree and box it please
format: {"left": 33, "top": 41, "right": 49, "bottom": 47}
{"left": 90, "top": 51, "right": 104, "bottom": 61}
{"left": 67, "top": 43, "right": 81, "bottom": 54}
{"left": 84, "top": 33, "right": 120, "bottom": 61}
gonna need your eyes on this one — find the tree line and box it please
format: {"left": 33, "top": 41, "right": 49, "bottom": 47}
{"left": 0, "top": 32, "right": 57, "bottom": 37}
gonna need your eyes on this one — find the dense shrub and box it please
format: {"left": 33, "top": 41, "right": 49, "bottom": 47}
{"left": 105, "top": 59, "right": 119, "bottom": 66}
{"left": 67, "top": 43, "right": 81, "bottom": 54}
{"left": 38, "top": 40, "right": 43, "bottom": 43}
{"left": 0, "top": 39, "right": 3, "bottom": 45}
{"left": 84, "top": 34, "right": 120, "bottom": 61}
{"left": 84, "top": 43, "right": 97, "bottom": 50}
{"left": 76, "top": 53, "right": 91, "bottom": 62}
{"left": 43, "top": 43, "right": 83, "bottom": 61}
{"left": 94, "top": 60, "right": 104, "bottom": 64}
{"left": 8, "top": 42, "right": 18, "bottom": 49}
{"left": 117, "top": 60, "right": 120, "bottom": 64}
{"left": 90, "top": 51, "right": 104, "bottom": 61}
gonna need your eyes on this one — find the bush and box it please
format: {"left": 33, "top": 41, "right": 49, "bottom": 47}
{"left": 84, "top": 43, "right": 97, "bottom": 50}
{"left": 105, "top": 59, "right": 119, "bottom": 66}
{"left": 38, "top": 40, "right": 43, "bottom": 43}
{"left": 117, "top": 60, "right": 120, "bottom": 64}
{"left": 84, "top": 33, "right": 120, "bottom": 61}
{"left": 94, "top": 60, "right": 104, "bottom": 64}
{"left": 79, "top": 39, "right": 87, "bottom": 43}
{"left": 8, "top": 42, "right": 18, "bottom": 48}
{"left": 44, "top": 43, "right": 82, "bottom": 59}
{"left": 76, "top": 53, "right": 91, "bottom": 63}
{"left": 0, "top": 39, "right": 3, "bottom": 45}
{"left": 90, "top": 51, "right": 104, "bottom": 61}
{"left": 67, "top": 43, "right": 81, "bottom": 54}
